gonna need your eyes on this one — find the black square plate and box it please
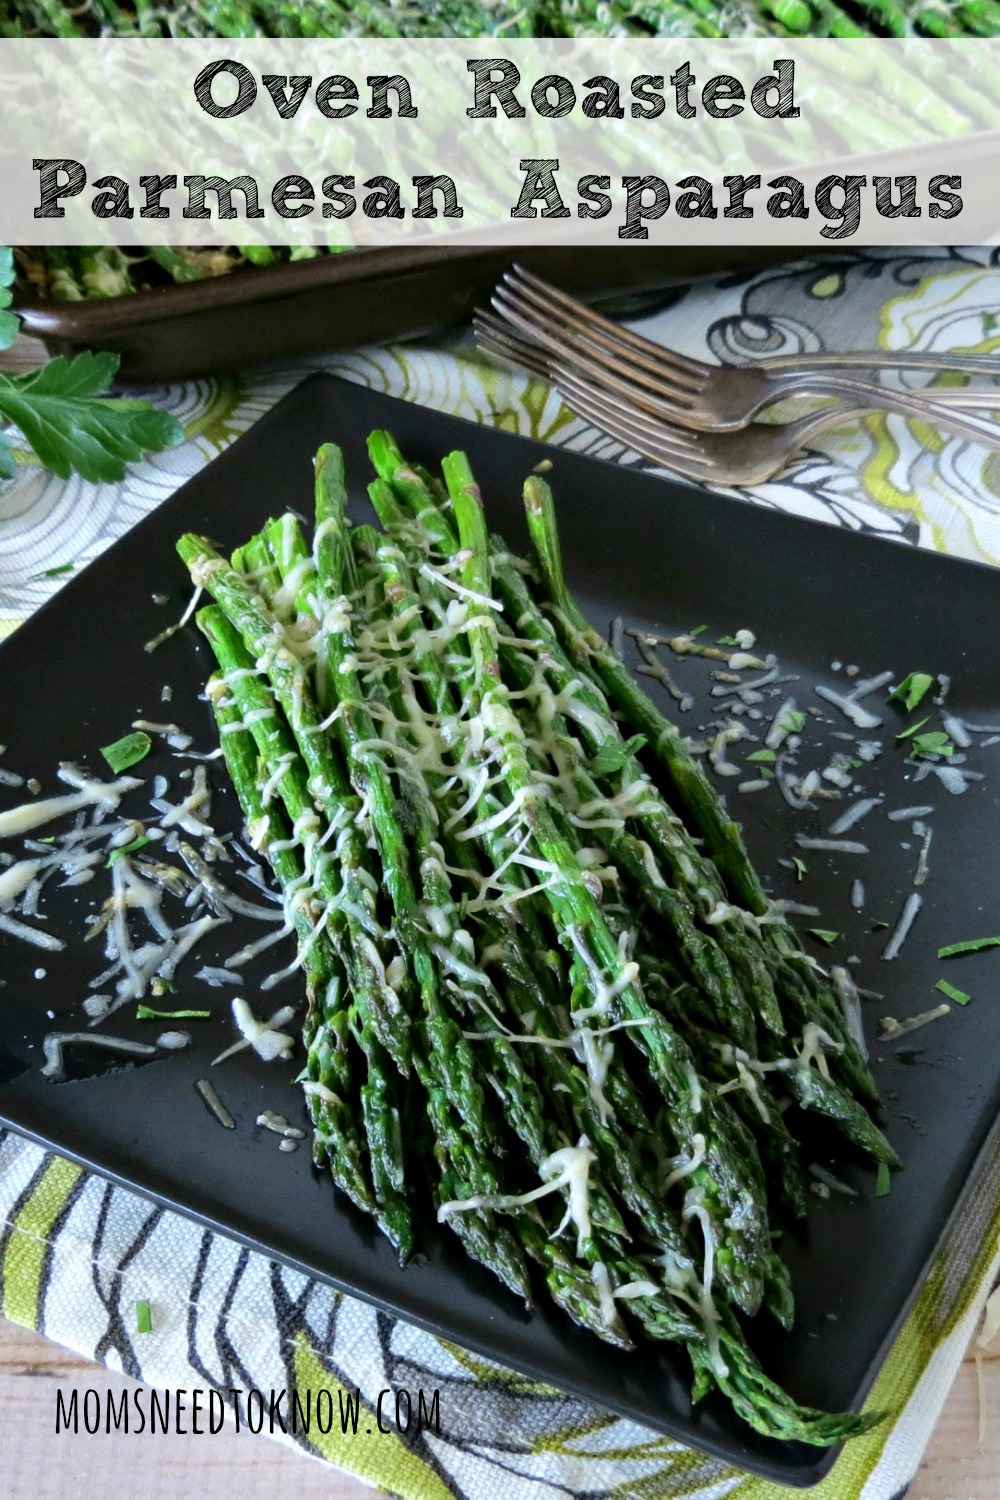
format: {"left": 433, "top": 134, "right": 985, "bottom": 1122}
{"left": 1, "top": 373, "right": 998, "bottom": 1487}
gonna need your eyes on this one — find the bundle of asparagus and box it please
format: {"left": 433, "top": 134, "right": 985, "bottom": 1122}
{"left": 3, "top": 0, "right": 998, "bottom": 38}
{"left": 176, "top": 432, "right": 895, "bottom": 1444}
{"left": 15, "top": 245, "right": 349, "bottom": 302}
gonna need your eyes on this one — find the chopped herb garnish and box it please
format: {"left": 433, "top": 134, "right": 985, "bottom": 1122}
{"left": 875, "top": 1162, "right": 891, "bottom": 1198}
{"left": 870, "top": 920, "right": 889, "bottom": 931}
{"left": 938, "top": 936, "right": 1000, "bottom": 959}
{"left": 689, "top": 624, "right": 708, "bottom": 637}
{"left": 100, "top": 731, "right": 151, "bottom": 774}
{"left": 781, "top": 710, "right": 806, "bottom": 735}
{"left": 793, "top": 857, "right": 807, "bottom": 882}
{"left": 136, "top": 1005, "right": 212, "bottom": 1021}
{"left": 37, "top": 836, "right": 56, "bottom": 844}
{"left": 759, "top": 767, "right": 775, "bottom": 781}
{"left": 890, "top": 672, "right": 934, "bottom": 714}
{"left": 716, "top": 634, "right": 739, "bottom": 646}
{"left": 136, "top": 1300, "right": 153, "bottom": 1334}
{"left": 935, "top": 979, "right": 971, "bottom": 1007}
{"left": 911, "top": 731, "right": 954, "bottom": 759}
{"left": 808, "top": 929, "right": 839, "bottom": 946}
{"left": 746, "top": 748, "right": 776, "bottom": 764}
{"left": 590, "top": 734, "right": 647, "bottom": 777}
{"left": 895, "top": 716, "right": 930, "bottom": 741}
{"left": 26, "top": 562, "right": 75, "bottom": 583}
{"left": 106, "top": 834, "right": 151, "bottom": 866}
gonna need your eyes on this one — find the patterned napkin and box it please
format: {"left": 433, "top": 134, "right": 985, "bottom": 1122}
{"left": 1, "top": 246, "right": 999, "bottom": 1500}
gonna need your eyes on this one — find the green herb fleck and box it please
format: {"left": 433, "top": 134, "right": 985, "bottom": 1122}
{"left": 870, "top": 920, "right": 890, "bottom": 931}
{"left": 938, "top": 936, "right": 1000, "bottom": 959}
{"left": 590, "top": 734, "right": 647, "bottom": 777}
{"left": 911, "top": 731, "right": 954, "bottom": 760}
{"left": 935, "top": 979, "right": 971, "bottom": 1007}
{"left": 895, "top": 716, "right": 930, "bottom": 741}
{"left": 759, "top": 767, "right": 775, "bottom": 781}
{"left": 26, "top": 562, "right": 75, "bottom": 583}
{"left": 808, "top": 928, "right": 839, "bottom": 946}
{"left": 136, "top": 1300, "right": 153, "bottom": 1335}
{"left": 106, "top": 834, "right": 151, "bottom": 867}
{"left": 136, "top": 1005, "right": 212, "bottom": 1021}
{"left": 890, "top": 672, "right": 935, "bottom": 714}
{"left": 875, "top": 1162, "right": 891, "bottom": 1198}
{"left": 781, "top": 710, "right": 806, "bottom": 735}
{"left": 100, "top": 731, "right": 151, "bottom": 774}
{"left": 746, "top": 748, "right": 776, "bottom": 764}
{"left": 689, "top": 624, "right": 708, "bottom": 638}
{"left": 716, "top": 635, "right": 739, "bottom": 647}
{"left": 793, "top": 857, "right": 807, "bottom": 882}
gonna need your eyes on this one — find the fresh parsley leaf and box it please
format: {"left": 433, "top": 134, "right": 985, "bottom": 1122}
{"left": 889, "top": 672, "right": 934, "bottom": 714}
{"left": 0, "top": 247, "right": 20, "bottom": 354}
{"left": 106, "top": 834, "right": 151, "bottom": 866}
{"left": 759, "top": 767, "right": 774, "bottom": 780}
{"left": 0, "top": 353, "right": 182, "bottom": 484}
{"left": 808, "top": 928, "right": 839, "bottom": 946}
{"left": 875, "top": 1162, "right": 891, "bottom": 1198}
{"left": 935, "top": 979, "right": 971, "bottom": 1006}
{"left": 781, "top": 710, "right": 806, "bottom": 735}
{"left": 746, "top": 748, "right": 776, "bottom": 764}
{"left": 938, "top": 935, "right": 1000, "bottom": 958}
{"left": 136, "top": 1005, "right": 211, "bottom": 1021}
{"left": 100, "top": 731, "right": 151, "bottom": 774}
{"left": 590, "top": 734, "right": 647, "bottom": 777}
{"left": 793, "top": 857, "right": 807, "bottom": 882}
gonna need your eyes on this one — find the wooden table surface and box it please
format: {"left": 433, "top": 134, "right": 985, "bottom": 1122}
{"left": 0, "top": 1315, "right": 994, "bottom": 1500}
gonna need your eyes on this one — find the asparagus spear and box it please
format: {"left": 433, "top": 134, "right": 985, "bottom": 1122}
{"left": 520, "top": 473, "right": 879, "bottom": 1107}
{"left": 357, "top": 523, "right": 710, "bottom": 1346}
{"left": 199, "top": 609, "right": 416, "bottom": 1257}
{"left": 204, "top": 661, "right": 379, "bottom": 1223}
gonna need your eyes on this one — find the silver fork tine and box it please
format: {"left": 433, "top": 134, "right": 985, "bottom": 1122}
{"left": 492, "top": 284, "right": 700, "bottom": 402}
{"left": 476, "top": 314, "right": 703, "bottom": 432}
{"left": 553, "top": 368, "right": 704, "bottom": 459}
{"left": 561, "top": 395, "right": 713, "bottom": 480}
{"left": 553, "top": 377, "right": 713, "bottom": 475}
{"left": 490, "top": 290, "right": 701, "bottom": 412}
{"left": 565, "top": 396, "right": 711, "bottom": 468}
{"left": 507, "top": 265, "right": 713, "bottom": 378}
{"left": 501, "top": 272, "right": 706, "bottom": 388}
{"left": 474, "top": 317, "right": 556, "bottom": 382}
{"left": 475, "top": 316, "right": 708, "bottom": 462}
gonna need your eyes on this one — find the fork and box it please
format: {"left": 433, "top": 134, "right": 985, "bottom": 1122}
{"left": 484, "top": 266, "right": 1000, "bottom": 434}
{"left": 476, "top": 323, "right": 1000, "bottom": 486}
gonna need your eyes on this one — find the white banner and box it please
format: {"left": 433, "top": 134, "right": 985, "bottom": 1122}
{"left": 0, "top": 39, "right": 997, "bottom": 246}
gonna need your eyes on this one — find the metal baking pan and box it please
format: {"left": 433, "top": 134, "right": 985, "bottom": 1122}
{"left": 14, "top": 245, "right": 821, "bottom": 384}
